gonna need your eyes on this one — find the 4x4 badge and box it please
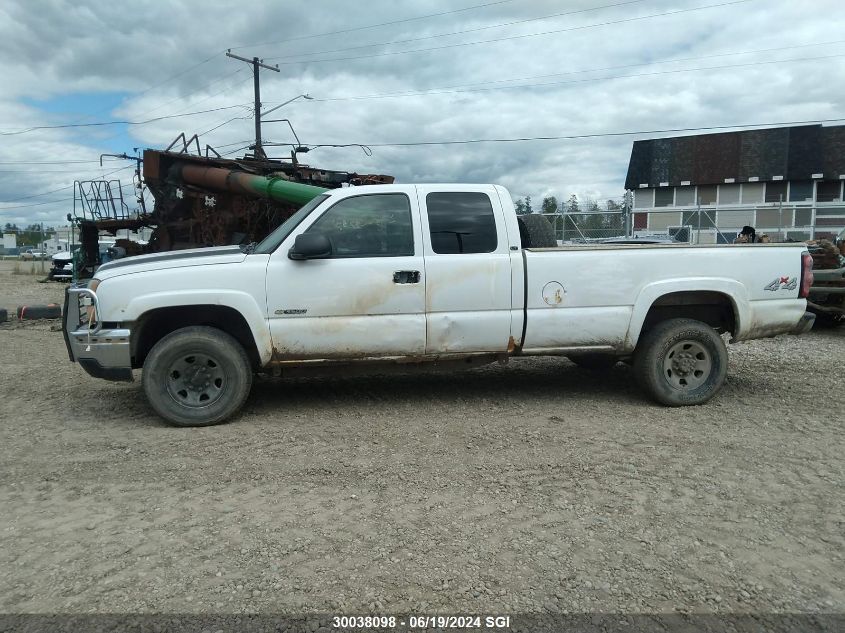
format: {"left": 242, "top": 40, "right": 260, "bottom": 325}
{"left": 764, "top": 277, "right": 797, "bottom": 292}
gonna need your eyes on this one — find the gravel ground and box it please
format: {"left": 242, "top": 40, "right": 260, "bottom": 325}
{"left": 0, "top": 264, "right": 843, "bottom": 618}
{"left": 0, "top": 260, "right": 61, "bottom": 315}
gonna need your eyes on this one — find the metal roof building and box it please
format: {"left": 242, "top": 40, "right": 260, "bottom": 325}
{"left": 624, "top": 125, "right": 845, "bottom": 243}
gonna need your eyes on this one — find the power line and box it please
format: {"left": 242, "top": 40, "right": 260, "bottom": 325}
{"left": 0, "top": 198, "right": 71, "bottom": 210}
{"left": 222, "top": 144, "right": 256, "bottom": 157}
{"left": 0, "top": 104, "right": 252, "bottom": 136}
{"left": 214, "top": 138, "right": 257, "bottom": 149}
{"left": 84, "top": 53, "right": 227, "bottom": 120}
{"left": 197, "top": 115, "right": 253, "bottom": 136}
{"left": 127, "top": 52, "right": 227, "bottom": 105}
{"left": 29, "top": 52, "right": 230, "bottom": 133}
{"left": 12, "top": 4, "right": 521, "bottom": 143}
{"left": 308, "top": 52, "right": 845, "bottom": 102}
{"left": 85, "top": 1, "right": 515, "bottom": 134}
{"left": 301, "top": 39, "right": 845, "bottom": 102}
{"left": 304, "top": 117, "right": 845, "bottom": 149}
{"left": 265, "top": 0, "right": 755, "bottom": 65}
{"left": 82, "top": 71, "right": 253, "bottom": 151}
{"left": 0, "top": 165, "right": 133, "bottom": 205}
{"left": 130, "top": 68, "right": 244, "bottom": 119}
{"left": 268, "top": 0, "right": 648, "bottom": 61}
{"left": 229, "top": 0, "right": 519, "bottom": 50}
{"left": 0, "top": 160, "right": 106, "bottom": 165}
{"left": 0, "top": 166, "right": 145, "bottom": 173}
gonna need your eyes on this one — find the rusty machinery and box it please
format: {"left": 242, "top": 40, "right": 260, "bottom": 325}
{"left": 70, "top": 133, "right": 393, "bottom": 275}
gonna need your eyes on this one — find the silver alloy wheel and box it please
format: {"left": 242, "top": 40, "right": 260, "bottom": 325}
{"left": 663, "top": 340, "right": 711, "bottom": 390}
{"left": 166, "top": 353, "right": 226, "bottom": 407}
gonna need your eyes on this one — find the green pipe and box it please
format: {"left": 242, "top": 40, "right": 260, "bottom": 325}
{"left": 246, "top": 174, "right": 328, "bottom": 207}
{"left": 178, "top": 164, "right": 328, "bottom": 207}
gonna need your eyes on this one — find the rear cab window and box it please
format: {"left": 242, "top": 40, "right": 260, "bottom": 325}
{"left": 425, "top": 192, "right": 498, "bottom": 254}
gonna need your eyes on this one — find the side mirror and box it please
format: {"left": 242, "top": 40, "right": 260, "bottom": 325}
{"left": 288, "top": 233, "right": 332, "bottom": 260}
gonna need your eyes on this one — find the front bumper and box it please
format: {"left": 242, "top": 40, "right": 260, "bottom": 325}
{"left": 63, "top": 286, "right": 134, "bottom": 382}
{"left": 790, "top": 311, "right": 816, "bottom": 335}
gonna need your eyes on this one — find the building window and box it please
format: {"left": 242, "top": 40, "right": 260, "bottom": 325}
{"left": 788, "top": 181, "right": 814, "bottom": 202}
{"left": 718, "top": 184, "right": 741, "bottom": 205}
{"left": 740, "top": 183, "right": 764, "bottom": 204}
{"left": 816, "top": 181, "right": 842, "bottom": 202}
{"left": 794, "top": 208, "right": 813, "bottom": 226}
{"left": 815, "top": 206, "right": 845, "bottom": 216}
{"left": 633, "top": 189, "right": 653, "bottom": 209}
{"left": 682, "top": 210, "right": 715, "bottom": 228}
{"left": 654, "top": 188, "right": 674, "bottom": 207}
{"left": 648, "top": 212, "right": 682, "bottom": 231}
{"left": 765, "top": 181, "right": 787, "bottom": 203}
{"left": 674, "top": 186, "right": 696, "bottom": 206}
{"left": 697, "top": 185, "right": 717, "bottom": 205}
{"left": 814, "top": 217, "right": 845, "bottom": 227}
{"left": 756, "top": 208, "right": 791, "bottom": 228}
{"left": 633, "top": 213, "right": 647, "bottom": 230}
{"left": 716, "top": 210, "right": 754, "bottom": 228}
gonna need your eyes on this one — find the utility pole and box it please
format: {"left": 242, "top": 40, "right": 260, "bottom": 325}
{"left": 39, "top": 222, "right": 45, "bottom": 274}
{"left": 226, "top": 49, "right": 280, "bottom": 159}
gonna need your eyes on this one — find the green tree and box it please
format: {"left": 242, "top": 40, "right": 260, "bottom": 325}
{"left": 604, "top": 200, "right": 623, "bottom": 235}
{"left": 579, "top": 199, "right": 602, "bottom": 237}
{"left": 541, "top": 196, "right": 559, "bottom": 215}
{"left": 541, "top": 196, "right": 561, "bottom": 238}
{"left": 514, "top": 197, "right": 528, "bottom": 215}
{"left": 524, "top": 195, "right": 533, "bottom": 214}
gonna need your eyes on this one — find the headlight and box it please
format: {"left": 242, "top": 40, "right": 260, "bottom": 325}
{"left": 88, "top": 278, "right": 101, "bottom": 293}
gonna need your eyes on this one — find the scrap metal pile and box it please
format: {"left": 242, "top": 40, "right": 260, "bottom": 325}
{"left": 71, "top": 133, "right": 393, "bottom": 274}
{"left": 807, "top": 233, "right": 845, "bottom": 326}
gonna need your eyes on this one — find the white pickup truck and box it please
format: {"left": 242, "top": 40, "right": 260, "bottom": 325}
{"left": 63, "top": 184, "right": 815, "bottom": 426}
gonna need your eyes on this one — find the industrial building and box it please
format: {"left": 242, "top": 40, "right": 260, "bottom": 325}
{"left": 624, "top": 124, "right": 845, "bottom": 243}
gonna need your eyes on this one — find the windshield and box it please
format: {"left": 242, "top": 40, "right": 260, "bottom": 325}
{"left": 253, "top": 194, "right": 330, "bottom": 255}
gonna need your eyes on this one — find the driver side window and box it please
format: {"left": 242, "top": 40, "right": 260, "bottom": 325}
{"left": 305, "top": 193, "right": 414, "bottom": 258}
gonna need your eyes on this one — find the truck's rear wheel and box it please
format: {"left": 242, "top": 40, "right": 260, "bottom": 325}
{"left": 142, "top": 326, "right": 253, "bottom": 427}
{"left": 633, "top": 318, "right": 727, "bottom": 406}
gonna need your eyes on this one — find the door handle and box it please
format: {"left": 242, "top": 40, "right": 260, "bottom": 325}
{"left": 393, "top": 270, "right": 421, "bottom": 284}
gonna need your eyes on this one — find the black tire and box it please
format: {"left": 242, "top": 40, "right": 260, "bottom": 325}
{"left": 142, "top": 326, "right": 253, "bottom": 427}
{"left": 517, "top": 214, "right": 557, "bottom": 248}
{"left": 17, "top": 304, "right": 62, "bottom": 320}
{"left": 568, "top": 353, "right": 619, "bottom": 371}
{"left": 633, "top": 318, "right": 727, "bottom": 406}
{"left": 0, "top": 308, "right": 7, "bottom": 323}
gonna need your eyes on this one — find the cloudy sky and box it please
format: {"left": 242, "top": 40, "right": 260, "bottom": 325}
{"left": 1, "top": 0, "right": 845, "bottom": 226}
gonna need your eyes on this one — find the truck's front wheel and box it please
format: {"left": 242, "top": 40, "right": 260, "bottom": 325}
{"left": 633, "top": 318, "right": 727, "bottom": 406}
{"left": 142, "top": 326, "right": 253, "bottom": 427}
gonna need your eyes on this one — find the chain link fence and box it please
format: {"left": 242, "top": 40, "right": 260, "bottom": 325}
{"left": 536, "top": 211, "right": 628, "bottom": 243}
{"left": 636, "top": 204, "right": 843, "bottom": 244}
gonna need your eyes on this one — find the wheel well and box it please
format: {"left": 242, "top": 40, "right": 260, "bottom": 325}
{"left": 641, "top": 291, "right": 736, "bottom": 337}
{"left": 131, "top": 305, "right": 260, "bottom": 369}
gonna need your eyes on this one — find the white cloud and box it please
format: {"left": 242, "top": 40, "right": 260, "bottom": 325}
{"left": 1, "top": 0, "right": 845, "bottom": 224}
